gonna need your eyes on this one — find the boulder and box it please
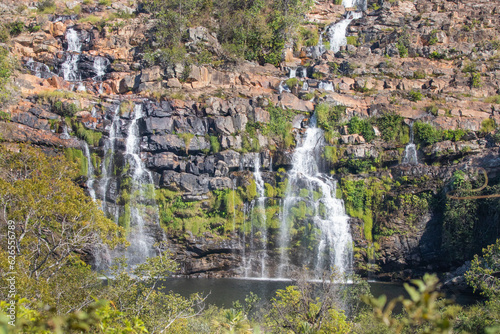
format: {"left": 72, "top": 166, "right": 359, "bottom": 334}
{"left": 215, "top": 150, "right": 240, "bottom": 169}
{"left": 213, "top": 116, "right": 235, "bottom": 135}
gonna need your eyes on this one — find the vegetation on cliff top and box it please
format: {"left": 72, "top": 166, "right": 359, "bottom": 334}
{"left": 141, "top": 0, "right": 312, "bottom": 66}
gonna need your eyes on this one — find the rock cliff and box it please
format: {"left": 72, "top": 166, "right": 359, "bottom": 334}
{"left": 1, "top": 0, "right": 500, "bottom": 279}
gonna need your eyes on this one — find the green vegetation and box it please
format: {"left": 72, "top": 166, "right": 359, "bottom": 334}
{"left": 53, "top": 100, "right": 79, "bottom": 117}
{"left": 72, "top": 121, "right": 103, "bottom": 146}
{"left": 413, "top": 121, "right": 441, "bottom": 146}
{"left": 471, "top": 72, "right": 482, "bottom": 88}
{"left": 480, "top": 118, "right": 496, "bottom": 134}
{"left": 315, "top": 103, "right": 346, "bottom": 143}
{"left": 262, "top": 104, "right": 298, "bottom": 148}
{"left": 64, "top": 147, "right": 88, "bottom": 176}
{"left": 37, "top": 0, "right": 56, "bottom": 14}
{"left": 141, "top": 0, "right": 313, "bottom": 66}
{"left": 0, "top": 47, "right": 13, "bottom": 106}
{"left": 408, "top": 89, "right": 423, "bottom": 102}
{"left": 347, "top": 116, "right": 375, "bottom": 142}
{"left": 209, "top": 135, "right": 221, "bottom": 153}
{"left": 485, "top": 95, "right": 500, "bottom": 104}
{"left": 376, "top": 112, "right": 409, "bottom": 144}
{"left": 341, "top": 177, "right": 392, "bottom": 242}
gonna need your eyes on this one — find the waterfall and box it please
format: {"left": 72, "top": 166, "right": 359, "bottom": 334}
{"left": 278, "top": 81, "right": 291, "bottom": 94}
{"left": 254, "top": 154, "right": 268, "bottom": 278}
{"left": 402, "top": 122, "right": 418, "bottom": 165}
{"left": 319, "top": 81, "right": 334, "bottom": 91}
{"left": 82, "top": 142, "right": 97, "bottom": 202}
{"left": 342, "top": 0, "right": 367, "bottom": 11}
{"left": 60, "top": 28, "right": 82, "bottom": 82}
{"left": 289, "top": 68, "right": 297, "bottom": 78}
{"left": 26, "top": 58, "right": 54, "bottom": 79}
{"left": 100, "top": 104, "right": 120, "bottom": 212}
{"left": 93, "top": 56, "right": 108, "bottom": 80}
{"left": 122, "top": 103, "right": 158, "bottom": 265}
{"left": 326, "top": 11, "right": 362, "bottom": 53}
{"left": 279, "top": 114, "right": 353, "bottom": 278}
{"left": 60, "top": 124, "right": 70, "bottom": 139}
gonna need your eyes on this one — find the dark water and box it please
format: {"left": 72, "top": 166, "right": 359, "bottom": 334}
{"left": 161, "top": 278, "right": 479, "bottom": 309}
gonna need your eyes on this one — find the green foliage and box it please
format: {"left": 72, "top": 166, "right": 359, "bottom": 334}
{"left": 0, "top": 47, "right": 13, "bottom": 106}
{"left": 341, "top": 177, "right": 392, "bottom": 242}
{"left": 347, "top": 116, "right": 375, "bottom": 142}
{"left": 209, "top": 135, "right": 221, "bottom": 153}
{"left": 376, "top": 112, "right": 409, "bottom": 144}
{"left": 65, "top": 147, "right": 88, "bottom": 176}
{"left": 98, "top": 0, "right": 112, "bottom": 5}
{"left": 178, "top": 132, "right": 195, "bottom": 154}
{"left": 363, "top": 274, "right": 457, "bottom": 333}
{"left": 316, "top": 103, "right": 344, "bottom": 130}
{"left": 0, "top": 145, "right": 125, "bottom": 314}
{"left": 285, "top": 77, "right": 300, "bottom": 89}
{"left": 37, "top": 0, "right": 56, "bottom": 14}
{"left": 471, "top": 72, "right": 482, "bottom": 88}
{"left": 265, "top": 276, "right": 353, "bottom": 333}
{"left": 485, "top": 95, "right": 500, "bottom": 104}
{"left": 0, "top": 25, "right": 9, "bottom": 43}
{"left": 72, "top": 121, "right": 102, "bottom": 146}
{"left": 142, "top": 0, "right": 312, "bottom": 66}
{"left": 8, "top": 21, "right": 24, "bottom": 37}
{"left": 408, "top": 90, "right": 423, "bottom": 102}
{"left": 466, "top": 238, "right": 500, "bottom": 298}
{"left": 425, "top": 104, "right": 439, "bottom": 116}
{"left": 298, "top": 26, "right": 319, "bottom": 47}
{"left": 413, "top": 69, "right": 426, "bottom": 79}
{"left": 428, "top": 29, "right": 439, "bottom": 45}
{"left": 264, "top": 104, "right": 298, "bottom": 148}
{"left": 481, "top": 118, "right": 496, "bottom": 134}
{"left": 413, "top": 121, "right": 441, "bottom": 146}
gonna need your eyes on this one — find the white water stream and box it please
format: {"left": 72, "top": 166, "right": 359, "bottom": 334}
{"left": 278, "top": 114, "right": 353, "bottom": 278}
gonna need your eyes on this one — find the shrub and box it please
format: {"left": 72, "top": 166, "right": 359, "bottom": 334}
{"left": 396, "top": 41, "right": 408, "bottom": 58}
{"left": 0, "top": 26, "right": 9, "bottom": 43}
{"left": 285, "top": 77, "right": 300, "bottom": 89}
{"left": 37, "top": 0, "right": 56, "bottom": 13}
{"left": 470, "top": 72, "right": 481, "bottom": 88}
{"left": 425, "top": 104, "right": 439, "bottom": 116}
{"left": 8, "top": 21, "right": 24, "bottom": 36}
{"left": 347, "top": 116, "right": 375, "bottom": 142}
{"left": 413, "top": 70, "right": 426, "bottom": 79}
{"left": 98, "top": 0, "right": 112, "bottom": 6}
{"left": 485, "top": 95, "right": 500, "bottom": 104}
{"left": 376, "top": 113, "right": 408, "bottom": 143}
{"left": 209, "top": 135, "right": 220, "bottom": 153}
{"left": 413, "top": 121, "right": 441, "bottom": 146}
{"left": 480, "top": 118, "right": 496, "bottom": 134}
{"left": 408, "top": 90, "right": 423, "bottom": 102}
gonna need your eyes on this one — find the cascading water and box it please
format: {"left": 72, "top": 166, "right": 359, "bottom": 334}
{"left": 254, "top": 154, "right": 268, "bottom": 277}
{"left": 100, "top": 104, "right": 120, "bottom": 213}
{"left": 289, "top": 68, "right": 297, "bottom": 78}
{"left": 278, "top": 113, "right": 353, "bottom": 278}
{"left": 242, "top": 154, "right": 270, "bottom": 278}
{"left": 319, "top": 81, "right": 334, "bottom": 91}
{"left": 26, "top": 58, "right": 54, "bottom": 79}
{"left": 402, "top": 122, "right": 418, "bottom": 165}
{"left": 278, "top": 81, "right": 291, "bottom": 94}
{"left": 60, "top": 28, "right": 82, "bottom": 83}
{"left": 82, "top": 141, "right": 97, "bottom": 202}
{"left": 326, "top": 11, "right": 363, "bottom": 53}
{"left": 122, "top": 103, "right": 158, "bottom": 265}
{"left": 342, "top": 0, "right": 367, "bottom": 11}
{"left": 93, "top": 56, "right": 109, "bottom": 94}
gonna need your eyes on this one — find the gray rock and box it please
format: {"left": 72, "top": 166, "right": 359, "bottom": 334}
{"left": 215, "top": 150, "right": 240, "bottom": 169}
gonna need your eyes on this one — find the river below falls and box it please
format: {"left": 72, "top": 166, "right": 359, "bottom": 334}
{"left": 159, "top": 278, "right": 480, "bottom": 311}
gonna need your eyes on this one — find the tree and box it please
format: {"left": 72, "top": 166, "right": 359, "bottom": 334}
{"left": 362, "top": 274, "right": 456, "bottom": 334}
{"left": 0, "top": 144, "right": 126, "bottom": 313}
{"left": 102, "top": 254, "right": 208, "bottom": 333}
{"left": 466, "top": 238, "right": 500, "bottom": 299}
{"left": 264, "top": 271, "right": 355, "bottom": 333}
